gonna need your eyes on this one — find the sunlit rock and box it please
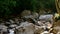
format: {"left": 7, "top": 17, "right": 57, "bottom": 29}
{"left": 9, "top": 29, "right": 14, "bottom": 34}
{"left": 41, "top": 31, "right": 53, "bottom": 34}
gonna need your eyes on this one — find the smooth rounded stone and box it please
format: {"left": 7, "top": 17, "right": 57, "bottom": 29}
{"left": 16, "top": 21, "right": 35, "bottom": 34}
{"left": 5, "top": 22, "right": 11, "bottom": 24}
{"left": 9, "top": 29, "right": 14, "bottom": 34}
{"left": 9, "top": 24, "right": 17, "bottom": 28}
{"left": 0, "top": 25, "right": 8, "bottom": 32}
{"left": 57, "top": 31, "right": 60, "bottom": 34}
{"left": 41, "top": 31, "right": 49, "bottom": 34}
{"left": 23, "top": 12, "right": 38, "bottom": 19}
{"left": 39, "top": 14, "right": 53, "bottom": 24}
{"left": 21, "top": 10, "right": 31, "bottom": 17}
{"left": 23, "top": 15, "right": 38, "bottom": 24}
{"left": 39, "top": 14, "right": 53, "bottom": 20}
{"left": 32, "top": 12, "right": 39, "bottom": 19}
{"left": 0, "top": 25, "right": 7, "bottom": 29}
{"left": 9, "top": 19, "right": 15, "bottom": 24}
{"left": 41, "top": 31, "right": 53, "bottom": 34}
{"left": 23, "top": 15, "right": 33, "bottom": 19}
{"left": 39, "top": 9, "right": 46, "bottom": 15}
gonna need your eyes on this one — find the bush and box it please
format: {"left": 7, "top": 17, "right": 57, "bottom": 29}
{"left": 0, "top": 0, "right": 56, "bottom": 18}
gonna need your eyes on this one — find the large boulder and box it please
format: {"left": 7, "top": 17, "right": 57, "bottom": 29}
{"left": 15, "top": 21, "right": 45, "bottom": 34}
{"left": 21, "top": 10, "right": 31, "bottom": 17}
{"left": 39, "top": 14, "right": 53, "bottom": 24}
{"left": 16, "top": 21, "right": 35, "bottom": 34}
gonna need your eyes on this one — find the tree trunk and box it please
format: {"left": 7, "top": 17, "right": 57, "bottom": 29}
{"left": 55, "top": 0, "right": 60, "bottom": 15}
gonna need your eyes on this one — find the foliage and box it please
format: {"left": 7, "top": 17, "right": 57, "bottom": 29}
{"left": 17, "top": 0, "right": 56, "bottom": 11}
{"left": 0, "top": 0, "right": 56, "bottom": 17}
{"left": 0, "top": 0, "right": 16, "bottom": 17}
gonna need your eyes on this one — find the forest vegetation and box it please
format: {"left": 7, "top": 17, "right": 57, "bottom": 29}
{"left": 0, "top": 0, "right": 56, "bottom": 19}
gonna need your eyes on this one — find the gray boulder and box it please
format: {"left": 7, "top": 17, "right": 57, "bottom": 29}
{"left": 16, "top": 21, "right": 35, "bottom": 34}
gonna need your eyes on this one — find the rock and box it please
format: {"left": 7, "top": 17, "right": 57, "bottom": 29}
{"left": 9, "top": 24, "right": 17, "bottom": 28}
{"left": 45, "top": 22, "right": 52, "bottom": 29}
{"left": 53, "top": 26, "right": 60, "bottom": 34}
{"left": 41, "top": 31, "right": 53, "bottom": 34}
{"left": 0, "top": 25, "right": 8, "bottom": 32}
{"left": 39, "top": 14, "right": 53, "bottom": 24}
{"left": 39, "top": 9, "right": 46, "bottom": 15}
{"left": 14, "top": 18, "right": 20, "bottom": 24}
{"left": 5, "top": 22, "right": 11, "bottom": 26}
{"left": 23, "top": 15, "right": 33, "bottom": 19}
{"left": 37, "top": 21, "right": 44, "bottom": 26}
{"left": 0, "top": 25, "right": 7, "bottom": 29}
{"left": 21, "top": 10, "right": 31, "bottom": 17}
{"left": 54, "top": 26, "right": 60, "bottom": 31}
{"left": 39, "top": 14, "right": 53, "bottom": 20}
{"left": 41, "top": 31, "right": 49, "bottom": 34}
{"left": 9, "top": 29, "right": 14, "bottom": 34}
{"left": 32, "top": 12, "right": 39, "bottom": 19}
{"left": 5, "top": 22, "right": 10, "bottom": 24}
{"left": 16, "top": 21, "right": 35, "bottom": 34}
{"left": 34, "top": 25, "right": 44, "bottom": 34}
{"left": 9, "top": 19, "right": 15, "bottom": 24}
{"left": 23, "top": 12, "right": 39, "bottom": 19}
{"left": 57, "top": 31, "right": 60, "bottom": 34}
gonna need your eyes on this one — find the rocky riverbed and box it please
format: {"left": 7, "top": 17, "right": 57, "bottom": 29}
{"left": 0, "top": 10, "right": 60, "bottom": 34}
